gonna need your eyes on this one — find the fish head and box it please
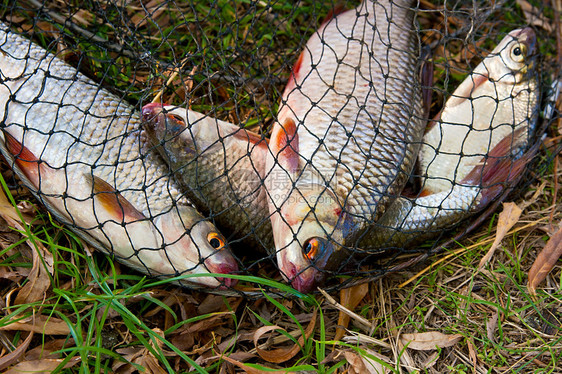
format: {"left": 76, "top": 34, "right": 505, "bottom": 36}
{"left": 485, "top": 27, "right": 537, "bottom": 84}
{"left": 272, "top": 183, "right": 347, "bottom": 293}
{"left": 153, "top": 205, "right": 238, "bottom": 289}
{"left": 141, "top": 103, "right": 220, "bottom": 162}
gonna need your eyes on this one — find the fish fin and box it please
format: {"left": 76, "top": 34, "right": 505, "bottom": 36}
{"left": 232, "top": 127, "right": 267, "bottom": 146}
{"left": 321, "top": 4, "right": 348, "bottom": 26}
{"left": 446, "top": 73, "right": 488, "bottom": 108}
{"left": 462, "top": 128, "right": 534, "bottom": 207}
{"left": 3, "top": 131, "right": 47, "bottom": 186}
{"left": 91, "top": 175, "right": 145, "bottom": 223}
{"left": 420, "top": 46, "right": 434, "bottom": 121}
{"left": 285, "top": 50, "right": 305, "bottom": 94}
{"left": 271, "top": 118, "right": 299, "bottom": 173}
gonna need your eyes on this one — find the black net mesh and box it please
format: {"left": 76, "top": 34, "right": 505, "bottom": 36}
{"left": 0, "top": 0, "right": 559, "bottom": 295}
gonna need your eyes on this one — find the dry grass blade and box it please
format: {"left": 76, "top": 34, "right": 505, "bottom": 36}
{"left": 334, "top": 283, "right": 369, "bottom": 341}
{"left": 478, "top": 202, "right": 522, "bottom": 270}
{"left": 318, "top": 288, "right": 371, "bottom": 331}
{"left": 527, "top": 223, "right": 562, "bottom": 295}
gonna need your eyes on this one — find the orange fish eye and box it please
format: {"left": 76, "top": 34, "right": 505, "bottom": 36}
{"left": 207, "top": 232, "right": 225, "bottom": 250}
{"left": 170, "top": 114, "right": 184, "bottom": 123}
{"left": 303, "top": 238, "right": 320, "bottom": 260}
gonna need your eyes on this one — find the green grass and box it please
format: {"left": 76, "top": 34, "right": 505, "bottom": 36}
{"left": 0, "top": 0, "right": 560, "bottom": 372}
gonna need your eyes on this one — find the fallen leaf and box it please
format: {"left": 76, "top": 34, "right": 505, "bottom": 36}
{"left": 24, "top": 338, "right": 76, "bottom": 361}
{"left": 361, "top": 349, "right": 392, "bottom": 374}
{"left": 516, "top": 0, "right": 555, "bottom": 31}
{"left": 335, "top": 283, "right": 369, "bottom": 341}
{"left": 3, "top": 357, "right": 80, "bottom": 374}
{"left": 467, "top": 338, "right": 478, "bottom": 373}
{"left": 221, "top": 355, "right": 286, "bottom": 374}
{"left": 253, "top": 308, "right": 317, "bottom": 364}
{"left": 0, "top": 314, "right": 70, "bottom": 335}
{"left": 0, "top": 332, "right": 33, "bottom": 371}
{"left": 0, "top": 186, "right": 33, "bottom": 227}
{"left": 14, "top": 237, "right": 54, "bottom": 305}
{"left": 528, "top": 224, "right": 562, "bottom": 295}
{"left": 479, "top": 202, "right": 522, "bottom": 270}
{"left": 486, "top": 312, "right": 498, "bottom": 343}
{"left": 112, "top": 329, "right": 168, "bottom": 374}
{"left": 400, "top": 332, "right": 462, "bottom": 351}
{"left": 344, "top": 351, "right": 368, "bottom": 374}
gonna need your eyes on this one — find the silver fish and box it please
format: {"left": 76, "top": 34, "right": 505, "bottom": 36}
{"left": 363, "top": 28, "right": 539, "bottom": 249}
{"left": 265, "top": 0, "right": 424, "bottom": 292}
{"left": 141, "top": 103, "right": 273, "bottom": 251}
{"left": 0, "top": 22, "right": 238, "bottom": 288}
{"left": 419, "top": 28, "right": 538, "bottom": 194}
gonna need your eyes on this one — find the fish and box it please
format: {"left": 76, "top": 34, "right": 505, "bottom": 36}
{"left": 141, "top": 103, "right": 273, "bottom": 251}
{"left": 0, "top": 22, "right": 239, "bottom": 289}
{"left": 362, "top": 27, "right": 540, "bottom": 249}
{"left": 265, "top": 0, "right": 424, "bottom": 292}
{"left": 419, "top": 28, "right": 538, "bottom": 194}
{"left": 142, "top": 27, "right": 540, "bottom": 290}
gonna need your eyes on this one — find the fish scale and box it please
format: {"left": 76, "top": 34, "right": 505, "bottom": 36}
{"left": 0, "top": 23, "right": 238, "bottom": 288}
{"left": 141, "top": 106, "right": 274, "bottom": 250}
{"left": 265, "top": 0, "right": 424, "bottom": 291}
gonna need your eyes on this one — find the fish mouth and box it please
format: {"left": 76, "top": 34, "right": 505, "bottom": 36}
{"left": 281, "top": 258, "right": 325, "bottom": 294}
{"left": 203, "top": 258, "right": 239, "bottom": 289}
{"left": 141, "top": 102, "right": 165, "bottom": 123}
{"left": 278, "top": 244, "right": 329, "bottom": 293}
{"left": 516, "top": 27, "right": 537, "bottom": 55}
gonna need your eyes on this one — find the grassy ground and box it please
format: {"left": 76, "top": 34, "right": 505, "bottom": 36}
{"left": 0, "top": 0, "right": 561, "bottom": 373}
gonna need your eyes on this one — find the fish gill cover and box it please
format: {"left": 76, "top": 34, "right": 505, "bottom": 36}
{"left": 0, "top": 0, "right": 558, "bottom": 298}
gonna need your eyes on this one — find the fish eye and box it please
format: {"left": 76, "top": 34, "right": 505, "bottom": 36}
{"left": 510, "top": 43, "right": 526, "bottom": 63}
{"left": 170, "top": 114, "right": 185, "bottom": 123}
{"left": 303, "top": 238, "right": 321, "bottom": 260}
{"left": 207, "top": 232, "right": 225, "bottom": 250}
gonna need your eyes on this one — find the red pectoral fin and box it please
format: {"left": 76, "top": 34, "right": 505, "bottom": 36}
{"left": 462, "top": 128, "right": 534, "bottom": 207}
{"left": 271, "top": 118, "right": 299, "bottom": 173}
{"left": 3, "top": 131, "right": 44, "bottom": 186}
{"left": 91, "top": 175, "right": 145, "bottom": 223}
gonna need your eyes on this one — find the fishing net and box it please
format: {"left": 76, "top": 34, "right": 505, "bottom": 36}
{"left": 0, "top": 0, "right": 559, "bottom": 295}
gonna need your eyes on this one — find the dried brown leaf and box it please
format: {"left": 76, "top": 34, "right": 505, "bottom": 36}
{"left": 24, "top": 338, "right": 75, "bottom": 361}
{"left": 486, "top": 312, "right": 498, "bottom": 343}
{"left": 335, "top": 283, "right": 369, "bottom": 341}
{"left": 479, "top": 202, "right": 522, "bottom": 270}
{"left": 0, "top": 186, "right": 32, "bottom": 227}
{"left": 14, "top": 237, "right": 54, "bottom": 305}
{"left": 0, "top": 332, "right": 33, "bottom": 371}
{"left": 360, "top": 349, "right": 392, "bottom": 374}
{"left": 528, "top": 224, "right": 562, "bottom": 295}
{"left": 3, "top": 357, "right": 80, "bottom": 374}
{"left": 253, "top": 308, "right": 317, "bottom": 364}
{"left": 516, "top": 0, "right": 555, "bottom": 31}
{"left": 467, "top": 338, "right": 478, "bottom": 374}
{"left": 221, "top": 355, "right": 286, "bottom": 374}
{"left": 0, "top": 314, "right": 70, "bottom": 335}
{"left": 344, "top": 351, "right": 368, "bottom": 374}
{"left": 400, "top": 332, "right": 462, "bottom": 351}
